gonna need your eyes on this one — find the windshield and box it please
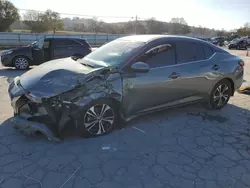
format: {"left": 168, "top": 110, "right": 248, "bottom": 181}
{"left": 79, "top": 40, "right": 144, "bottom": 67}
{"left": 232, "top": 39, "right": 240, "bottom": 43}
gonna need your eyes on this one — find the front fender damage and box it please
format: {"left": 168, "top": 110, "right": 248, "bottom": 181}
{"left": 18, "top": 70, "right": 122, "bottom": 141}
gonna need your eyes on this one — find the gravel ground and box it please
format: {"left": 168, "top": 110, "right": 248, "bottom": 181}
{"left": 0, "top": 50, "right": 250, "bottom": 188}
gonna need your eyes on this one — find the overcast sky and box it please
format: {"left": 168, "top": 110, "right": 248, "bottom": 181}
{"left": 10, "top": 0, "right": 250, "bottom": 30}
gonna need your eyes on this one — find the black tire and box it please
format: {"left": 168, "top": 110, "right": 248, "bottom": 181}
{"left": 13, "top": 56, "right": 29, "bottom": 70}
{"left": 71, "top": 54, "right": 84, "bottom": 61}
{"left": 75, "top": 99, "right": 120, "bottom": 138}
{"left": 236, "top": 45, "right": 240, "bottom": 50}
{"left": 207, "top": 79, "right": 232, "bottom": 110}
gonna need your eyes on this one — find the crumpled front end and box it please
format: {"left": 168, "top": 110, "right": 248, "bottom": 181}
{"left": 8, "top": 69, "right": 123, "bottom": 141}
{"left": 9, "top": 80, "right": 88, "bottom": 141}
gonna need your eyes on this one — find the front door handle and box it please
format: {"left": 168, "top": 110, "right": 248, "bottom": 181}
{"left": 212, "top": 64, "right": 220, "bottom": 71}
{"left": 169, "top": 72, "right": 180, "bottom": 79}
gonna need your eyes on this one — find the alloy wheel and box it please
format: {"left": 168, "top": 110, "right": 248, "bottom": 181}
{"left": 84, "top": 104, "right": 115, "bottom": 135}
{"left": 15, "top": 57, "right": 28, "bottom": 69}
{"left": 213, "top": 84, "right": 230, "bottom": 108}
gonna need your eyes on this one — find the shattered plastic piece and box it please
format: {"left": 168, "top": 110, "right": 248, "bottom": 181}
{"left": 132, "top": 126, "right": 146, "bottom": 134}
{"left": 102, "top": 146, "right": 111, "bottom": 150}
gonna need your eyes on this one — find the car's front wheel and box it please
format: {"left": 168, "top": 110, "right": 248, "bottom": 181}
{"left": 207, "top": 79, "right": 232, "bottom": 109}
{"left": 75, "top": 99, "right": 119, "bottom": 137}
{"left": 13, "top": 56, "right": 29, "bottom": 70}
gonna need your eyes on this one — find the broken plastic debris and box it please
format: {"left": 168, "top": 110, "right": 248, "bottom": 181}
{"left": 102, "top": 146, "right": 111, "bottom": 150}
{"left": 132, "top": 126, "right": 146, "bottom": 134}
{"left": 101, "top": 146, "right": 117, "bottom": 151}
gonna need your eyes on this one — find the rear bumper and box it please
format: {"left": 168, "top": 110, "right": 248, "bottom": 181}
{"left": 11, "top": 115, "right": 60, "bottom": 141}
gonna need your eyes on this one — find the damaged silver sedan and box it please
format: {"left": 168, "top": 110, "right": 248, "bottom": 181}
{"left": 8, "top": 35, "right": 244, "bottom": 141}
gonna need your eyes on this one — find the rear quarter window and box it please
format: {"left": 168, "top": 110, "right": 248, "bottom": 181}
{"left": 204, "top": 46, "right": 214, "bottom": 59}
{"left": 77, "top": 39, "right": 91, "bottom": 47}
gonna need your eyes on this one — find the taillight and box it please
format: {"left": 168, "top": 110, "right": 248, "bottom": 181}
{"left": 238, "top": 60, "right": 245, "bottom": 67}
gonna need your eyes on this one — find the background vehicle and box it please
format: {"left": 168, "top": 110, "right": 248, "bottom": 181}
{"left": 228, "top": 38, "right": 250, "bottom": 50}
{"left": 211, "top": 36, "right": 225, "bottom": 46}
{"left": 0, "top": 37, "right": 92, "bottom": 70}
{"left": 8, "top": 35, "right": 244, "bottom": 140}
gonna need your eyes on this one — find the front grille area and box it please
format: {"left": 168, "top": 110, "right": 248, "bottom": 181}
{"left": 16, "top": 96, "right": 46, "bottom": 116}
{"left": 15, "top": 95, "right": 29, "bottom": 113}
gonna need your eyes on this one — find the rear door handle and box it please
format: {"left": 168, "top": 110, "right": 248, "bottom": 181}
{"left": 212, "top": 64, "right": 220, "bottom": 71}
{"left": 169, "top": 72, "right": 180, "bottom": 79}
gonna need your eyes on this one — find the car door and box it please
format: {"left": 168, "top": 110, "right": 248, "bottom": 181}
{"left": 53, "top": 39, "right": 74, "bottom": 59}
{"left": 172, "top": 40, "right": 215, "bottom": 103}
{"left": 66, "top": 39, "right": 85, "bottom": 56}
{"left": 122, "top": 42, "right": 179, "bottom": 116}
{"left": 31, "top": 38, "right": 44, "bottom": 65}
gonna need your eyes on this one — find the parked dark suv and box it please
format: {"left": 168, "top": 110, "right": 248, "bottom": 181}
{"left": 228, "top": 38, "right": 250, "bottom": 50}
{"left": 0, "top": 37, "right": 92, "bottom": 70}
{"left": 211, "top": 36, "right": 225, "bottom": 46}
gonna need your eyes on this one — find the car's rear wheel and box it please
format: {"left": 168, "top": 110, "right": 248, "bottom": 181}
{"left": 75, "top": 99, "right": 119, "bottom": 137}
{"left": 13, "top": 56, "right": 29, "bottom": 70}
{"left": 207, "top": 79, "right": 232, "bottom": 109}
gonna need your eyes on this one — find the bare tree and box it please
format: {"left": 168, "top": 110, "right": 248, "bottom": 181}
{"left": 145, "top": 18, "right": 167, "bottom": 34}
{"left": 23, "top": 10, "right": 48, "bottom": 33}
{"left": 88, "top": 17, "right": 105, "bottom": 33}
{"left": 169, "top": 17, "right": 190, "bottom": 34}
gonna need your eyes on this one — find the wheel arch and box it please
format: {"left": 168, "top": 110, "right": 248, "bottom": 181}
{"left": 213, "top": 77, "right": 235, "bottom": 96}
{"left": 12, "top": 55, "right": 31, "bottom": 66}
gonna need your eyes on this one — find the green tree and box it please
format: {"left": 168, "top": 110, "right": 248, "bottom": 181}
{"left": 23, "top": 9, "right": 63, "bottom": 33}
{"left": 0, "top": 0, "right": 19, "bottom": 31}
{"left": 43, "top": 9, "right": 63, "bottom": 33}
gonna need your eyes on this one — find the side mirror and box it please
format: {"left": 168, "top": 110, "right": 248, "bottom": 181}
{"left": 131, "top": 62, "right": 149, "bottom": 73}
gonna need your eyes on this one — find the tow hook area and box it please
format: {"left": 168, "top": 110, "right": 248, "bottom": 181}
{"left": 11, "top": 116, "right": 60, "bottom": 142}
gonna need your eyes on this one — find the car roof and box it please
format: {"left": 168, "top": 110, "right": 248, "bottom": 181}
{"left": 118, "top": 34, "right": 210, "bottom": 43}
{"left": 118, "top": 34, "right": 228, "bottom": 53}
{"left": 44, "top": 37, "right": 83, "bottom": 40}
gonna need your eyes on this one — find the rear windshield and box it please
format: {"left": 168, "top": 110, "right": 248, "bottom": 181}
{"left": 77, "top": 39, "right": 91, "bottom": 47}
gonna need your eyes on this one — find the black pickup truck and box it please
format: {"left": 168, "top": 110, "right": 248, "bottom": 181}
{"left": 0, "top": 37, "right": 92, "bottom": 69}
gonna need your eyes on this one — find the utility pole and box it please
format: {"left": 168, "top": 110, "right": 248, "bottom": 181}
{"left": 135, "top": 15, "right": 138, "bottom": 34}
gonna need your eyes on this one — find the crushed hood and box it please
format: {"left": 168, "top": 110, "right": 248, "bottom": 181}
{"left": 19, "top": 57, "right": 103, "bottom": 98}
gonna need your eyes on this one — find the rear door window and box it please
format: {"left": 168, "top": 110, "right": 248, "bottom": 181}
{"left": 55, "top": 39, "right": 81, "bottom": 47}
{"left": 176, "top": 41, "right": 206, "bottom": 64}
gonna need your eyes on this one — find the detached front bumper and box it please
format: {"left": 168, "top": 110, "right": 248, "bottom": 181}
{"left": 1, "top": 54, "right": 13, "bottom": 67}
{"left": 11, "top": 116, "right": 60, "bottom": 141}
